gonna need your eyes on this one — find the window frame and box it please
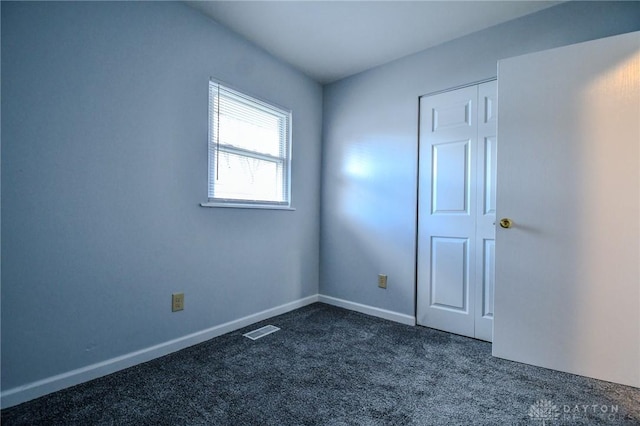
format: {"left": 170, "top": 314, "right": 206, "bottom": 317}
{"left": 201, "top": 79, "right": 294, "bottom": 210}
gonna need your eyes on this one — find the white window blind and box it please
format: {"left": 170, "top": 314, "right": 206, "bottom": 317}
{"left": 207, "top": 80, "right": 291, "bottom": 207}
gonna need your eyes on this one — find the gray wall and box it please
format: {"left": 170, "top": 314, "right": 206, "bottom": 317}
{"left": 3, "top": 0, "right": 640, "bottom": 400}
{"left": 1, "top": 2, "right": 322, "bottom": 391}
{"left": 320, "top": 1, "right": 640, "bottom": 316}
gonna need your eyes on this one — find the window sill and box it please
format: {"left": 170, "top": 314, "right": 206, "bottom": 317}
{"left": 200, "top": 202, "right": 295, "bottom": 211}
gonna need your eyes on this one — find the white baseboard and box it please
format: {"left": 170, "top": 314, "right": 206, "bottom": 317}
{"left": 1, "top": 294, "right": 414, "bottom": 409}
{"left": 318, "top": 295, "right": 416, "bottom": 326}
{"left": 0, "top": 294, "right": 319, "bottom": 409}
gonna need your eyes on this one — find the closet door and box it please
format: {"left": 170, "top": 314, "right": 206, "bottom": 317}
{"left": 473, "top": 81, "right": 497, "bottom": 342}
{"left": 417, "top": 85, "right": 479, "bottom": 338}
{"left": 417, "top": 81, "right": 496, "bottom": 342}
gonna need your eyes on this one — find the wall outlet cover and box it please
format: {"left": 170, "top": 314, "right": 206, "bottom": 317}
{"left": 172, "top": 293, "right": 184, "bottom": 312}
{"left": 378, "top": 274, "right": 388, "bottom": 289}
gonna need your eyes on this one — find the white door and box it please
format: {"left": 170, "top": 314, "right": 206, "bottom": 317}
{"left": 493, "top": 31, "right": 640, "bottom": 387}
{"left": 417, "top": 81, "right": 497, "bottom": 341}
{"left": 473, "top": 81, "right": 498, "bottom": 342}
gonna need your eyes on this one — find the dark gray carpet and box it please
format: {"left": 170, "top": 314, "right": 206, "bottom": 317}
{"left": 2, "top": 303, "right": 639, "bottom": 425}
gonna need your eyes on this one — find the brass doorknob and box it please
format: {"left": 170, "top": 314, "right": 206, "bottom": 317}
{"left": 499, "top": 218, "right": 513, "bottom": 229}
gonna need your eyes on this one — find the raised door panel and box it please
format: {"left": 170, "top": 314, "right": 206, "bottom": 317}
{"left": 473, "top": 237, "right": 496, "bottom": 341}
{"left": 432, "top": 101, "right": 472, "bottom": 131}
{"left": 482, "top": 136, "right": 497, "bottom": 215}
{"left": 431, "top": 140, "right": 471, "bottom": 215}
{"left": 482, "top": 239, "right": 495, "bottom": 319}
{"left": 430, "top": 237, "right": 469, "bottom": 312}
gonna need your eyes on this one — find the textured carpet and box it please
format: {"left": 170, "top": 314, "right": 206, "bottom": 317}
{"left": 2, "top": 303, "right": 639, "bottom": 425}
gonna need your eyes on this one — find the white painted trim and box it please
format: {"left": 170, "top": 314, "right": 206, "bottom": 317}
{"left": 0, "top": 294, "right": 319, "bottom": 409}
{"left": 1, "top": 294, "right": 415, "bottom": 408}
{"left": 318, "top": 295, "right": 416, "bottom": 326}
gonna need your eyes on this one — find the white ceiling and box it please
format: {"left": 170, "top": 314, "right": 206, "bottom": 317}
{"left": 186, "top": 1, "right": 561, "bottom": 84}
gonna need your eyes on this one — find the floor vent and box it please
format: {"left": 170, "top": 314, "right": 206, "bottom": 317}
{"left": 243, "top": 325, "right": 280, "bottom": 341}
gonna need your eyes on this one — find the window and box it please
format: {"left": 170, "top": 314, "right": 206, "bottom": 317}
{"left": 204, "top": 80, "right": 292, "bottom": 208}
